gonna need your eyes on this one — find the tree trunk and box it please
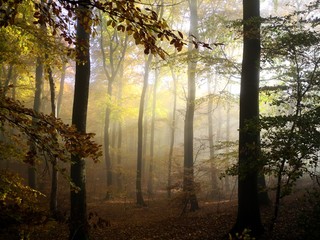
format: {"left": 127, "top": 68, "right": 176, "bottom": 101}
{"left": 116, "top": 67, "right": 123, "bottom": 191}
{"left": 258, "top": 173, "right": 270, "bottom": 205}
{"left": 183, "top": 0, "right": 199, "bottom": 212}
{"left": 225, "top": 99, "right": 231, "bottom": 194}
{"left": 47, "top": 65, "right": 58, "bottom": 216}
{"left": 57, "top": 62, "right": 66, "bottom": 117}
{"left": 104, "top": 80, "right": 113, "bottom": 200}
{"left": 99, "top": 13, "right": 128, "bottom": 199}
{"left": 207, "top": 78, "right": 218, "bottom": 199}
{"left": 3, "top": 63, "right": 13, "bottom": 95}
{"left": 147, "top": 63, "right": 159, "bottom": 196}
{"left": 167, "top": 66, "right": 177, "bottom": 199}
{"left": 136, "top": 54, "right": 153, "bottom": 206}
{"left": 28, "top": 57, "right": 43, "bottom": 189}
{"left": 231, "top": 0, "right": 263, "bottom": 237}
{"left": 69, "top": 4, "right": 91, "bottom": 240}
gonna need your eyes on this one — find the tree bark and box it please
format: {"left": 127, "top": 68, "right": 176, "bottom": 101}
{"left": 136, "top": 54, "right": 153, "bottom": 206}
{"left": 231, "top": 0, "right": 263, "bottom": 237}
{"left": 28, "top": 56, "right": 43, "bottom": 189}
{"left": 183, "top": 0, "right": 199, "bottom": 212}
{"left": 47, "top": 65, "right": 58, "bottom": 216}
{"left": 69, "top": 4, "right": 91, "bottom": 240}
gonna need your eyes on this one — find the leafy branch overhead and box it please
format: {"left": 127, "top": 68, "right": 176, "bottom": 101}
{"left": 0, "top": 92, "right": 102, "bottom": 165}
{"left": 0, "top": 0, "right": 213, "bottom": 59}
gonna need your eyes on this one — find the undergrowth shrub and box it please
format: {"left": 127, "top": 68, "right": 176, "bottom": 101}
{"left": 0, "top": 170, "right": 49, "bottom": 239}
{"left": 298, "top": 188, "right": 320, "bottom": 240}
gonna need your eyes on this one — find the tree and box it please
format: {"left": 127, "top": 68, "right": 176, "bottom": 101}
{"left": 167, "top": 64, "right": 178, "bottom": 199}
{"left": 28, "top": 56, "right": 43, "bottom": 189}
{"left": 231, "top": 0, "right": 263, "bottom": 237}
{"left": 136, "top": 54, "right": 152, "bottom": 207}
{"left": 69, "top": 3, "right": 91, "bottom": 239}
{"left": 98, "top": 12, "right": 128, "bottom": 200}
{"left": 182, "top": 0, "right": 199, "bottom": 213}
{"left": 207, "top": 77, "right": 219, "bottom": 199}
{"left": 260, "top": 2, "right": 320, "bottom": 229}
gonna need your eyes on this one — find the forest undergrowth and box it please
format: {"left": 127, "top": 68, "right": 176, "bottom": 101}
{"left": 5, "top": 185, "right": 316, "bottom": 240}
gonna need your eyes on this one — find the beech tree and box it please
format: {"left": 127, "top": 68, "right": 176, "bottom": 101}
{"left": 182, "top": 0, "right": 199, "bottom": 212}
{"left": 98, "top": 11, "right": 128, "bottom": 200}
{"left": 69, "top": 2, "right": 91, "bottom": 239}
{"left": 231, "top": 0, "right": 263, "bottom": 237}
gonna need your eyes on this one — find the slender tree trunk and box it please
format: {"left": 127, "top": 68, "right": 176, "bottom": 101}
{"left": 147, "top": 1, "right": 164, "bottom": 197}
{"left": 207, "top": 78, "right": 218, "bottom": 199}
{"left": 57, "top": 62, "right": 66, "bottom": 117}
{"left": 231, "top": 0, "right": 263, "bottom": 237}
{"left": 147, "top": 64, "right": 159, "bottom": 196}
{"left": 28, "top": 57, "right": 43, "bottom": 189}
{"left": 225, "top": 99, "right": 231, "bottom": 194}
{"left": 142, "top": 115, "right": 148, "bottom": 185}
{"left": 99, "top": 14, "right": 128, "bottom": 198}
{"left": 167, "top": 66, "right": 177, "bottom": 199}
{"left": 183, "top": 0, "right": 199, "bottom": 212}
{"left": 3, "top": 63, "right": 13, "bottom": 95}
{"left": 258, "top": 173, "right": 270, "bottom": 205}
{"left": 136, "top": 54, "right": 153, "bottom": 206}
{"left": 69, "top": 4, "right": 91, "bottom": 240}
{"left": 104, "top": 80, "right": 113, "bottom": 200}
{"left": 47, "top": 65, "right": 59, "bottom": 216}
{"left": 116, "top": 68, "right": 123, "bottom": 191}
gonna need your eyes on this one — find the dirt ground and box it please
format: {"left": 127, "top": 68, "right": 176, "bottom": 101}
{"left": 25, "top": 187, "right": 318, "bottom": 240}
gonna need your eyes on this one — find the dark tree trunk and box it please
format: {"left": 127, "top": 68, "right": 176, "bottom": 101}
{"left": 231, "top": 0, "right": 263, "bottom": 237}
{"left": 28, "top": 57, "right": 43, "bottom": 189}
{"left": 3, "top": 63, "right": 13, "bottom": 95}
{"left": 183, "top": 0, "right": 199, "bottom": 212}
{"left": 136, "top": 54, "right": 153, "bottom": 206}
{"left": 258, "top": 173, "right": 270, "bottom": 205}
{"left": 47, "top": 65, "right": 58, "bottom": 216}
{"left": 69, "top": 5, "right": 91, "bottom": 240}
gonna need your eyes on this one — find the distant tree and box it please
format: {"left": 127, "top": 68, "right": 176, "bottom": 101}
{"left": 148, "top": 0, "right": 164, "bottom": 197}
{"left": 167, "top": 64, "right": 177, "bottom": 199}
{"left": 136, "top": 54, "right": 152, "bottom": 207}
{"left": 206, "top": 77, "right": 219, "bottom": 199}
{"left": 98, "top": 11, "right": 128, "bottom": 200}
{"left": 231, "top": 0, "right": 263, "bottom": 237}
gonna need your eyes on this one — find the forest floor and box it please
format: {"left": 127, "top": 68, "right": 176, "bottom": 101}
{"left": 24, "top": 186, "right": 318, "bottom": 240}
{"left": 2, "top": 186, "right": 318, "bottom": 240}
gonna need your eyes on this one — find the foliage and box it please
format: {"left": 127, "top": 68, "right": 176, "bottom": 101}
{"left": 0, "top": 91, "right": 102, "bottom": 188}
{"left": 0, "top": 0, "right": 212, "bottom": 60}
{"left": 298, "top": 188, "right": 320, "bottom": 240}
{"left": 0, "top": 170, "right": 47, "bottom": 238}
{"left": 260, "top": 2, "right": 320, "bottom": 198}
